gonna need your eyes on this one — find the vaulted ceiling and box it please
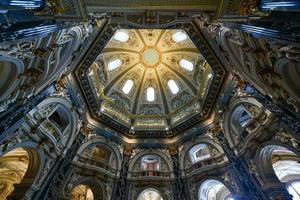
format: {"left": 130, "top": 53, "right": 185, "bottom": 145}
{"left": 75, "top": 19, "right": 227, "bottom": 138}
{"left": 87, "top": 29, "right": 213, "bottom": 131}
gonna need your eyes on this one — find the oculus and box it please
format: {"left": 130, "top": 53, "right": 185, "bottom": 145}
{"left": 142, "top": 48, "right": 159, "bottom": 66}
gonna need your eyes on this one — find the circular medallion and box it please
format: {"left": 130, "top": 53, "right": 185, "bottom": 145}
{"left": 142, "top": 48, "right": 159, "bottom": 66}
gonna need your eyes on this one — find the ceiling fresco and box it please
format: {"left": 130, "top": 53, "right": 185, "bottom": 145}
{"left": 86, "top": 29, "right": 214, "bottom": 131}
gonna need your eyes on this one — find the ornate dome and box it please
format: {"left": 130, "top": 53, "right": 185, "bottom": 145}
{"left": 87, "top": 29, "right": 214, "bottom": 132}
{"left": 88, "top": 29, "right": 213, "bottom": 130}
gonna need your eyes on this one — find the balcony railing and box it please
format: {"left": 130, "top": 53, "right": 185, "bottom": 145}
{"left": 41, "top": 120, "right": 61, "bottom": 140}
{"left": 130, "top": 170, "right": 170, "bottom": 178}
{"left": 77, "top": 155, "right": 117, "bottom": 174}
{"left": 185, "top": 155, "right": 225, "bottom": 174}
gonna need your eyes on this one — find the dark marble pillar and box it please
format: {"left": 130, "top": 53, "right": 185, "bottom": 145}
{"left": 170, "top": 149, "right": 191, "bottom": 200}
{"left": 0, "top": 85, "right": 53, "bottom": 140}
{"left": 217, "top": 132, "right": 268, "bottom": 200}
{"left": 243, "top": 85, "right": 300, "bottom": 134}
{"left": 111, "top": 147, "right": 131, "bottom": 200}
{"left": 264, "top": 183, "right": 294, "bottom": 200}
{"left": 34, "top": 132, "right": 85, "bottom": 200}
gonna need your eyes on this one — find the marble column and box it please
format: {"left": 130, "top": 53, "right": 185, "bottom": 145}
{"left": 34, "top": 132, "right": 85, "bottom": 200}
{"left": 0, "top": 85, "right": 53, "bottom": 140}
{"left": 217, "top": 132, "right": 268, "bottom": 200}
{"left": 111, "top": 146, "right": 131, "bottom": 200}
{"left": 242, "top": 84, "right": 300, "bottom": 134}
{"left": 170, "top": 148, "right": 191, "bottom": 200}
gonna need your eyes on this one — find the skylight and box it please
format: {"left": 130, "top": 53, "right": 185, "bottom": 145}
{"left": 108, "top": 59, "right": 122, "bottom": 71}
{"left": 179, "top": 59, "right": 194, "bottom": 71}
{"left": 114, "top": 30, "right": 129, "bottom": 42}
{"left": 122, "top": 80, "right": 134, "bottom": 94}
{"left": 172, "top": 31, "right": 188, "bottom": 42}
{"left": 168, "top": 80, "right": 179, "bottom": 94}
{"left": 147, "top": 87, "right": 155, "bottom": 102}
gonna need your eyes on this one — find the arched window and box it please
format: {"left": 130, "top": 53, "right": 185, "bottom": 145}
{"left": 70, "top": 184, "right": 94, "bottom": 200}
{"left": 199, "top": 179, "right": 232, "bottom": 200}
{"left": 189, "top": 144, "right": 211, "bottom": 164}
{"left": 231, "top": 104, "right": 253, "bottom": 128}
{"left": 0, "top": 148, "right": 39, "bottom": 200}
{"left": 230, "top": 102, "right": 266, "bottom": 140}
{"left": 147, "top": 87, "right": 155, "bottom": 102}
{"left": 167, "top": 80, "right": 179, "bottom": 94}
{"left": 0, "top": 56, "right": 23, "bottom": 103}
{"left": 31, "top": 98, "right": 77, "bottom": 151}
{"left": 48, "top": 106, "right": 69, "bottom": 132}
{"left": 114, "top": 30, "right": 129, "bottom": 42}
{"left": 172, "top": 31, "right": 188, "bottom": 43}
{"left": 141, "top": 155, "right": 160, "bottom": 176}
{"left": 137, "top": 188, "right": 163, "bottom": 200}
{"left": 108, "top": 59, "right": 122, "bottom": 71}
{"left": 179, "top": 59, "right": 193, "bottom": 71}
{"left": 81, "top": 144, "right": 113, "bottom": 170}
{"left": 122, "top": 80, "right": 134, "bottom": 94}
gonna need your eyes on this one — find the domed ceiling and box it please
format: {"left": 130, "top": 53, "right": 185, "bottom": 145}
{"left": 86, "top": 29, "right": 214, "bottom": 131}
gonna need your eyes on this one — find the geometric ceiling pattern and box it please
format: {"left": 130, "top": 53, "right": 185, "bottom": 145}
{"left": 87, "top": 29, "right": 214, "bottom": 131}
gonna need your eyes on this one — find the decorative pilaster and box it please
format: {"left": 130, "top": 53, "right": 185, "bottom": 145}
{"left": 0, "top": 84, "right": 53, "bottom": 139}
{"left": 242, "top": 84, "right": 300, "bottom": 134}
{"left": 34, "top": 132, "right": 85, "bottom": 200}
{"left": 216, "top": 129, "right": 267, "bottom": 200}
{"left": 111, "top": 145, "right": 132, "bottom": 200}
{"left": 169, "top": 147, "right": 191, "bottom": 200}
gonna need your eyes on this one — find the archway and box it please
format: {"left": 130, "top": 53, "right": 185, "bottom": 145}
{"left": 141, "top": 155, "right": 161, "bottom": 176}
{"left": 137, "top": 188, "right": 163, "bottom": 200}
{"left": 33, "top": 97, "right": 78, "bottom": 151}
{"left": 128, "top": 150, "right": 173, "bottom": 179}
{"left": 223, "top": 97, "right": 272, "bottom": 149}
{"left": 0, "top": 57, "right": 23, "bottom": 102}
{"left": 75, "top": 141, "right": 119, "bottom": 174}
{"left": 0, "top": 147, "right": 39, "bottom": 199}
{"left": 189, "top": 143, "right": 212, "bottom": 164}
{"left": 275, "top": 58, "right": 300, "bottom": 102}
{"left": 198, "top": 179, "right": 232, "bottom": 200}
{"left": 70, "top": 184, "right": 94, "bottom": 200}
{"left": 271, "top": 145, "right": 300, "bottom": 199}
